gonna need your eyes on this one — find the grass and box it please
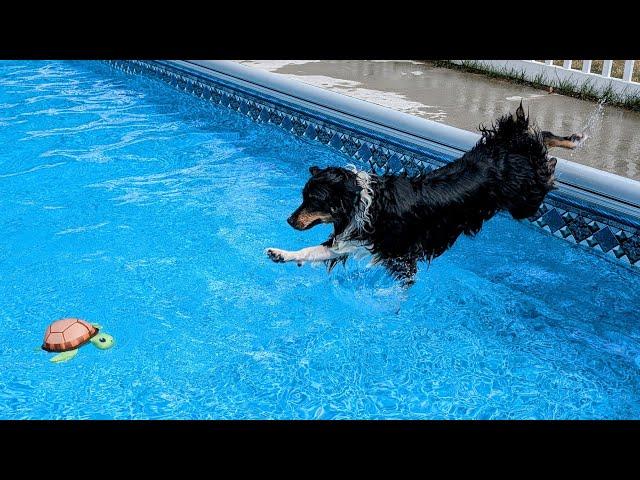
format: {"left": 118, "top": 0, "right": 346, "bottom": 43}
{"left": 429, "top": 60, "right": 640, "bottom": 112}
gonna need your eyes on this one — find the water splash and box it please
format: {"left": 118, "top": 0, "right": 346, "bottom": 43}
{"left": 568, "top": 98, "right": 606, "bottom": 157}
{"left": 329, "top": 256, "right": 408, "bottom": 315}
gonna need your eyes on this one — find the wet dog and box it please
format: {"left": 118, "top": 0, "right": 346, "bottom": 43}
{"left": 266, "top": 103, "right": 583, "bottom": 286}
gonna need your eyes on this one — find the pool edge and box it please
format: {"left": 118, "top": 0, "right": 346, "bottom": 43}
{"left": 103, "top": 60, "right": 640, "bottom": 271}
{"left": 183, "top": 61, "right": 640, "bottom": 211}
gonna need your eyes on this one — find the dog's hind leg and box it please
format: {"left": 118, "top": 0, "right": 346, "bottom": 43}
{"left": 541, "top": 131, "right": 585, "bottom": 149}
{"left": 381, "top": 256, "right": 418, "bottom": 288}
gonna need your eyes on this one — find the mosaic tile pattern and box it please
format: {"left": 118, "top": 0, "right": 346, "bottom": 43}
{"left": 104, "top": 60, "right": 640, "bottom": 270}
{"left": 528, "top": 203, "right": 639, "bottom": 268}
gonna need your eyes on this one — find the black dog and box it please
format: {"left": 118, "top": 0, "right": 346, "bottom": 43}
{"left": 266, "top": 103, "right": 583, "bottom": 286}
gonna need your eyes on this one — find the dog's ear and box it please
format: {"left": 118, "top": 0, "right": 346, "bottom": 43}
{"left": 309, "top": 166, "right": 321, "bottom": 176}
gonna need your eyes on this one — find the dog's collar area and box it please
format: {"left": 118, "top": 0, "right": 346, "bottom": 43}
{"left": 344, "top": 165, "right": 375, "bottom": 235}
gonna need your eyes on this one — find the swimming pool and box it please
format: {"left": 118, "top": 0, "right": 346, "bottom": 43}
{"left": 1, "top": 60, "right": 639, "bottom": 419}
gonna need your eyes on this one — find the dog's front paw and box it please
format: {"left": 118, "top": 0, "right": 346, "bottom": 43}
{"left": 265, "top": 248, "right": 289, "bottom": 263}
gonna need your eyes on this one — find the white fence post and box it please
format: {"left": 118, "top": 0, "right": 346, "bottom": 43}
{"left": 458, "top": 60, "right": 640, "bottom": 101}
{"left": 623, "top": 61, "right": 635, "bottom": 82}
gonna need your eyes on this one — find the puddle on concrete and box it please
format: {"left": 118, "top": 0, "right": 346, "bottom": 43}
{"left": 238, "top": 60, "right": 640, "bottom": 181}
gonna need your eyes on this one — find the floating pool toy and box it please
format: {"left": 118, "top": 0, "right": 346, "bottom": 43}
{"left": 42, "top": 318, "right": 114, "bottom": 363}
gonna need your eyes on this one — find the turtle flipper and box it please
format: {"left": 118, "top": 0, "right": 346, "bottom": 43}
{"left": 50, "top": 349, "right": 79, "bottom": 363}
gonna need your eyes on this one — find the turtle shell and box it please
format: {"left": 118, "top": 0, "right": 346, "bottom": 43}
{"left": 42, "top": 318, "right": 99, "bottom": 352}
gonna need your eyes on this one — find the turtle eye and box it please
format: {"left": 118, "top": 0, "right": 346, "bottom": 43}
{"left": 99, "top": 337, "right": 106, "bottom": 343}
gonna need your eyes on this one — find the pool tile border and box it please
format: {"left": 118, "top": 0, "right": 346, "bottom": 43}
{"left": 528, "top": 201, "right": 639, "bottom": 266}
{"left": 106, "top": 60, "right": 448, "bottom": 176}
{"left": 104, "top": 60, "right": 640, "bottom": 271}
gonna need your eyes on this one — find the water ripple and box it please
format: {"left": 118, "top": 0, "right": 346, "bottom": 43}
{"left": 1, "top": 60, "right": 639, "bottom": 420}
{"left": 0, "top": 162, "right": 66, "bottom": 179}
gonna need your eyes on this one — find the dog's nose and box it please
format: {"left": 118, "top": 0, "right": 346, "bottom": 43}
{"left": 287, "top": 216, "right": 295, "bottom": 227}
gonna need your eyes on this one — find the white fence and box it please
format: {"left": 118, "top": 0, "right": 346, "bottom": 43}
{"left": 450, "top": 60, "right": 640, "bottom": 100}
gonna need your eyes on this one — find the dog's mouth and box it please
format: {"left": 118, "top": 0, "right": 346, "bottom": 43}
{"left": 296, "top": 218, "right": 323, "bottom": 230}
{"left": 287, "top": 210, "right": 332, "bottom": 231}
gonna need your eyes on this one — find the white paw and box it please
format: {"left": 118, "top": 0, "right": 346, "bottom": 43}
{"left": 265, "top": 248, "right": 291, "bottom": 263}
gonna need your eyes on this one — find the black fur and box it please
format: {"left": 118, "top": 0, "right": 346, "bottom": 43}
{"left": 288, "top": 104, "right": 559, "bottom": 286}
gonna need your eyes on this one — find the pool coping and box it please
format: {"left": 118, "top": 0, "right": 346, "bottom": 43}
{"left": 183, "top": 60, "right": 640, "bottom": 214}
{"left": 104, "top": 60, "right": 640, "bottom": 269}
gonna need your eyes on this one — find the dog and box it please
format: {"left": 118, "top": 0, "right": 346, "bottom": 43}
{"left": 266, "top": 103, "right": 584, "bottom": 286}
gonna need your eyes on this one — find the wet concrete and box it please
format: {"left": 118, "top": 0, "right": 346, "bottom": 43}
{"left": 238, "top": 60, "right": 640, "bottom": 181}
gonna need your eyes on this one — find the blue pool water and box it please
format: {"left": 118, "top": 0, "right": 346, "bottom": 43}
{"left": 1, "top": 61, "right": 640, "bottom": 419}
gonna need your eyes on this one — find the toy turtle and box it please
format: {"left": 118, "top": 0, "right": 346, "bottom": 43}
{"left": 42, "top": 318, "right": 114, "bottom": 363}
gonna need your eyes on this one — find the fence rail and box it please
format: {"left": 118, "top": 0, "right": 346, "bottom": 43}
{"left": 450, "top": 60, "right": 640, "bottom": 101}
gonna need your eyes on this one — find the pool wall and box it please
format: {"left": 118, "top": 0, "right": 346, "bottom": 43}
{"left": 105, "top": 60, "right": 640, "bottom": 270}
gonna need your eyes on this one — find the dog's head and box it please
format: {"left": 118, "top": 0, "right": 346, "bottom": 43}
{"left": 287, "top": 166, "right": 362, "bottom": 231}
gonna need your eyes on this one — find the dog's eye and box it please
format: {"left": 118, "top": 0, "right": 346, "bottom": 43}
{"left": 330, "top": 206, "right": 337, "bottom": 213}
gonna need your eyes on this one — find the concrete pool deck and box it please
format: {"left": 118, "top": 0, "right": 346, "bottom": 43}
{"left": 237, "top": 60, "right": 640, "bottom": 181}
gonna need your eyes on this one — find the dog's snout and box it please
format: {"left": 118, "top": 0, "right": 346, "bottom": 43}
{"left": 286, "top": 207, "right": 329, "bottom": 231}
